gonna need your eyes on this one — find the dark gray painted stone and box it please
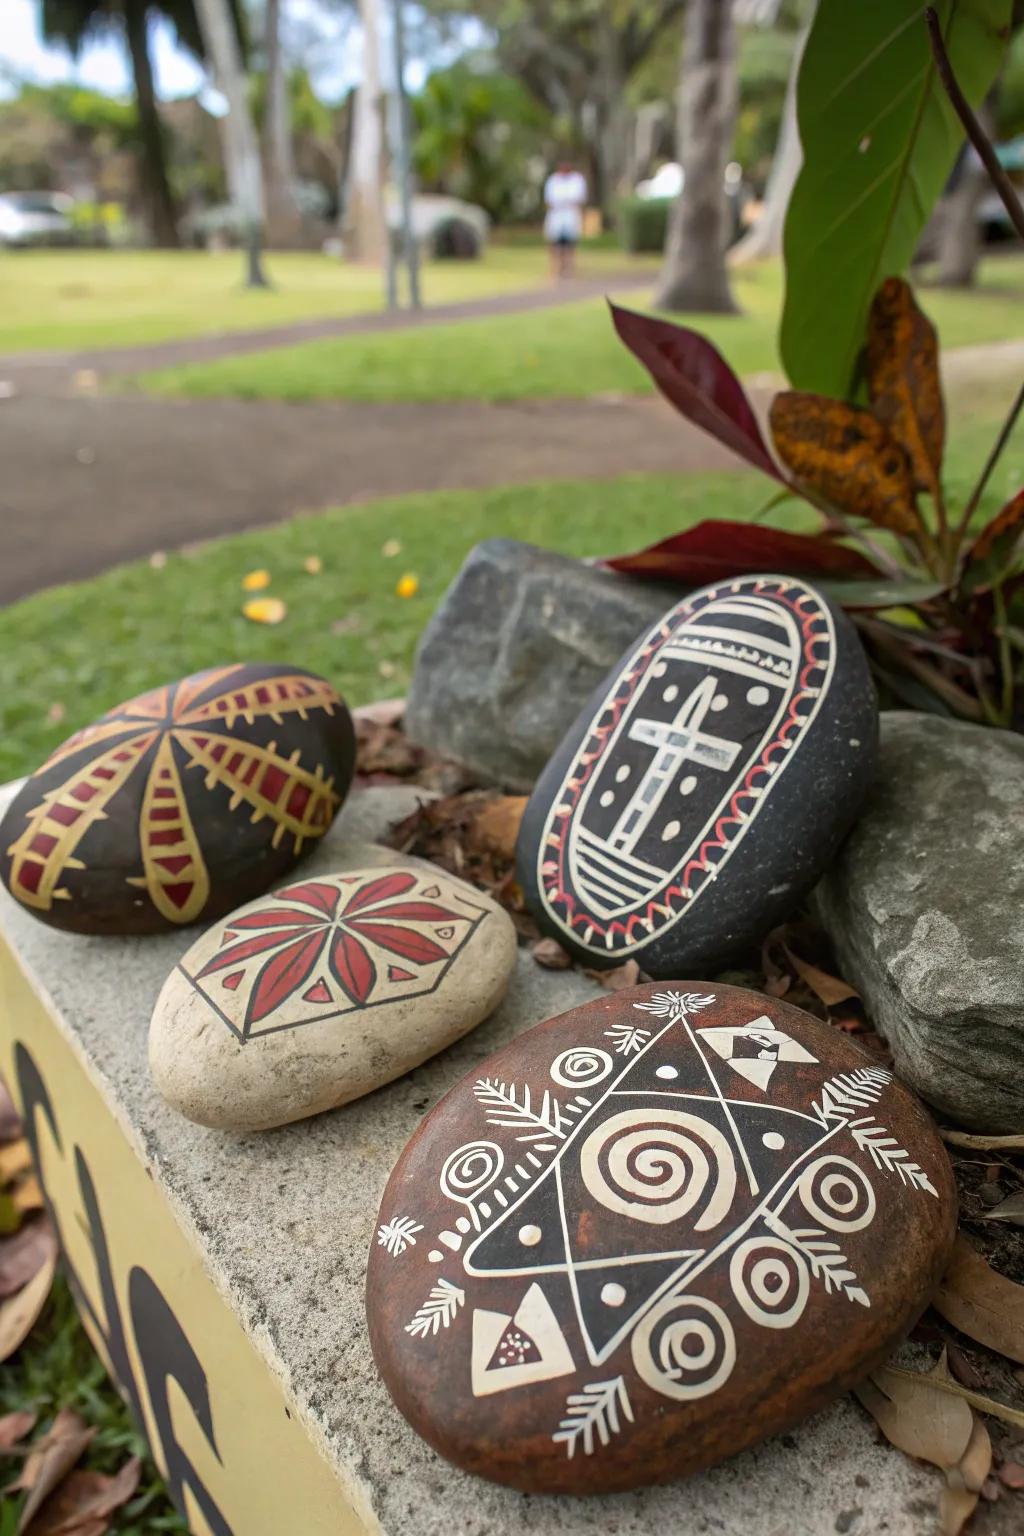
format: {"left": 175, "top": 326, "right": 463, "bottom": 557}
{"left": 404, "top": 540, "right": 676, "bottom": 790}
{"left": 817, "top": 712, "right": 1024, "bottom": 1134}
{"left": 517, "top": 575, "right": 878, "bottom": 977}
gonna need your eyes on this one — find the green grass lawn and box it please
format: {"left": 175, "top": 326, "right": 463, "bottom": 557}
{"left": 131, "top": 255, "right": 1024, "bottom": 404}
{"left": 0, "top": 242, "right": 653, "bottom": 354}
{"left": 2, "top": 373, "right": 1019, "bottom": 784}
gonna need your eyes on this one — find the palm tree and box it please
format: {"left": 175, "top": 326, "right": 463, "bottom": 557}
{"left": 41, "top": 0, "right": 243, "bottom": 249}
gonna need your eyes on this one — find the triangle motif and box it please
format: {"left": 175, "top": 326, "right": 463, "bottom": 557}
{"left": 302, "top": 977, "right": 332, "bottom": 1004}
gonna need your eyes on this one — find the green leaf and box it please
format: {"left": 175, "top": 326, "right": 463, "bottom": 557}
{"left": 781, "top": 0, "right": 1011, "bottom": 398}
{"left": 815, "top": 578, "right": 948, "bottom": 610}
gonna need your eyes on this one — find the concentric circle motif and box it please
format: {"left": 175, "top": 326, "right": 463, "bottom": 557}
{"left": 631, "top": 1294, "right": 736, "bottom": 1401}
{"left": 729, "top": 1236, "right": 809, "bottom": 1329}
{"left": 579, "top": 1109, "right": 736, "bottom": 1229}
{"left": 549, "top": 1047, "right": 614, "bottom": 1089}
{"left": 797, "top": 1155, "right": 876, "bottom": 1232}
{"left": 440, "top": 1141, "right": 504, "bottom": 1202}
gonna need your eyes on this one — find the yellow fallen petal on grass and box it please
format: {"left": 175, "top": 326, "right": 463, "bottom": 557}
{"left": 395, "top": 573, "right": 419, "bottom": 599}
{"left": 242, "top": 569, "right": 271, "bottom": 591}
{"left": 381, "top": 538, "right": 402, "bottom": 558}
{"left": 243, "top": 597, "right": 287, "bottom": 625}
{"left": 304, "top": 555, "right": 323, "bottom": 575}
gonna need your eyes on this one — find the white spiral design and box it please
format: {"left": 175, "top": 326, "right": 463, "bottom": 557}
{"left": 440, "top": 1140, "right": 504, "bottom": 1204}
{"left": 729, "top": 1236, "right": 809, "bottom": 1329}
{"left": 631, "top": 1294, "right": 736, "bottom": 1400}
{"left": 797, "top": 1155, "right": 876, "bottom": 1232}
{"left": 549, "top": 1047, "right": 613, "bottom": 1089}
{"left": 579, "top": 1109, "right": 736, "bottom": 1229}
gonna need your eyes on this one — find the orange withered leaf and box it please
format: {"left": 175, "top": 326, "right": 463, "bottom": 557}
{"left": 769, "top": 390, "right": 921, "bottom": 534}
{"left": 968, "top": 486, "right": 1024, "bottom": 564}
{"left": 866, "top": 277, "right": 945, "bottom": 499}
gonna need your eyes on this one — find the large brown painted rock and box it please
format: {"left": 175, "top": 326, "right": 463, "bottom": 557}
{"left": 149, "top": 861, "right": 517, "bottom": 1131}
{"left": 0, "top": 664, "right": 355, "bottom": 935}
{"left": 367, "top": 984, "right": 955, "bottom": 1495}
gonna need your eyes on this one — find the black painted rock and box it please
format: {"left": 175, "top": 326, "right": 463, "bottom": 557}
{"left": 367, "top": 984, "right": 956, "bottom": 1494}
{"left": 0, "top": 664, "right": 355, "bottom": 935}
{"left": 516, "top": 574, "right": 877, "bottom": 975}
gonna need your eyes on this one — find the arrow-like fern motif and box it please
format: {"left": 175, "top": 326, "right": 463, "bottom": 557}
{"left": 810, "top": 1066, "right": 893, "bottom": 1128}
{"left": 765, "top": 1212, "right": 870, "bottom": 1307}
{"left": 848, "top": 1117, "right": 939, "bottom": 1196}
{"left": 553, "top": 1376, "right": 634, "bottom": 1458}
{"left": 405, "top": 1279, "right": 466, "bottom": 1339}
{"left": 473, "top": 1078, "right": 569, "bottom": 1148}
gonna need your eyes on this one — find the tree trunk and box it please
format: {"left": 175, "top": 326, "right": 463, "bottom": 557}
{"left": 344, "top": 0, "right": 388, "bottom": 263}
{"left": 594, "top": 14, "right": 629, "bottom": 223}
{"left": 655, "top": 0, "right": 738, "bottom": 313}
{"left": 730, "top": 19, "right": 807, "bottom": 264}
{"left": 262, "top": 0, "right": 304, "bottom": 247}
{"left": 193, "top": 0, "right": 270, "bottom": 286}
{"left": 124, "top": 1, "right": 180, "bottom": 248}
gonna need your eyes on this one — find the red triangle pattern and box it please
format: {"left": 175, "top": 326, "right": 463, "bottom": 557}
{"left": 222, "top": 970, "right": 244, "bottom": 991}
{"left": 387, "top": 964, "right": 415, "bottom": 982}
{"left": 302, "top": 977, "right": 332, "bottom": 1004}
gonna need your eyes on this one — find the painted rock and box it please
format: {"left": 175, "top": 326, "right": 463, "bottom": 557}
{"left": 516, "top": 575, "right": 878, "bottom": 975}
{"left": 149, "top": 862, "right": 517, "bottom": 1130}
{"left": 0, "top": 664, "right": 355, "bottom": 935}
{"left": 367, "top": 983, "right": 955, "bottom": 1494}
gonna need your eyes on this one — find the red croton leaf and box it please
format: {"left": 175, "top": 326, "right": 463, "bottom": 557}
{"left": 342, "top": 871, "right": 417, "bottom": 915}
{"left": 964, "top": 487, "right": 1024, "bottom": 590}
{"left": 346, "top": 920, "right": 449, "bottom": 966}
{"left": 330, "top": 928, "right": 377, "bottom": 1004}
{"left": 602, "top": 519, "right": 883, "bottom": 584}
{"left": 248, "top": 932, "right": 327, "bottom": 1024}
{"left": 609, "top": 302, "right": 785, "bottom": 481}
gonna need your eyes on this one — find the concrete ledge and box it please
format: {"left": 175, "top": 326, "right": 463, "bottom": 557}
{"left": 0, "top": 784, "right": 941, "bottom": 1535}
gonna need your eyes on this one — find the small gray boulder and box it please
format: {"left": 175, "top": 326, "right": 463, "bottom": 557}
{"left": 817, "top": 712, "right": 1024, "bottom": 1132}
{"left": 404, "top": 539, "right": 674, "bottom": 789}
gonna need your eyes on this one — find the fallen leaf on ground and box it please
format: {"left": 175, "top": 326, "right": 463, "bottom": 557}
{"left": 148, "top": 550, "right": 166, "bottom": 570}
{"left": 352, "top": 697, "right": 406, "bottom": 728}
{"left": 0, "top": 1220, "right": 57, "bottom": 1299}
{"left": 25, "top": 1455, "right": 141, "bottom": 1536}
{"left": 0, "top": 1252, "right": 56, "bottom": 1365}
{"left": 942, "top": 1131, "right": 1024, "bottom": 1152}
{"left": 532, "top": 938, "right": 572, "bottom": 971}
{"left": 934, "top": 1235, "right": 1024, "bottom": 1365}
{"left": 242, "top": 597, "right": 287, "bottom": 626}
{"left": 0, "top": 1411, "right": 36, "bottom": 1451}
{"left": 855, "top": 1359, "right": 974, "bottom": 1469}
{"left": 395, "top": 573, "right": 419, "bottom": 599}
{"left": 782, "top": 945, "right": 859, "bottom": 1008}
{"left": 0, "top": 1142, "right": 32, "bottom": 1182}
{"left": 466, "top": 797, "right": 527, "bottom": 861}
{"left": 241, "top": 568, "right": 271, "bottom": 591}
{"left": 941, "top": 1415, "right": 992, "bottom": 1536}
{"left": 303, "top": 555, "right": 323, "bottom": 575}
{"left": 381, "top": 538, "right": 402, "bottom": 558}
{"left": 977, "top": 1190, "right": 1024, "bottom": 1227}
{"left": 883, "top": 1358, "right": 1024, "bottom": 1432}
{"left": 378, "top": 660, "right": 396, "bottom": 679}
{"left": 584, "top": 959, "right": 642, "bottom": 992}
{"left": 10, "top": 1408, "right": 95, "bottom": 1534}
{"left": 999, "top": 1461, "right": 1024, "bottom": 1489}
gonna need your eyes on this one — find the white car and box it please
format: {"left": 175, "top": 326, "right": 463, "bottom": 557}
{"left": 0, "top": 192, "right": 75, "bottom": 247}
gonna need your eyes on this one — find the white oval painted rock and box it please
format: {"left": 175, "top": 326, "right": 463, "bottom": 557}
{"left": 149, "top": 863, "right": 517, "bottom": 1131}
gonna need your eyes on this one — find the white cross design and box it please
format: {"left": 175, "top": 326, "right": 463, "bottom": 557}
{"left": 607, "top": 676, "right": 741, "bottom": 854}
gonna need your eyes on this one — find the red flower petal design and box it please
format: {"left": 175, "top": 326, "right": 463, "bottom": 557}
{"left": 247, "top": 931, "right": 327, "bottom": 1025}
{"left": 198, "top": 926, "right": 311, "bottom": 978}
{"left": 272, "top": 880, "right": 341, "bottom": 918}
{"left": 345, "top": 919, "right": 449, "bottom": 966}
{"left": 356, "top": 900, "right": 464, "bottom": 923}
{"left": 224, "top": 907, "right": 326, "bottom": 931}
{"left": 342, "top": 872, "right": 417, "bottom": 916}
{"left": 329, "top": 928, "right": 377, "bottom": 1003}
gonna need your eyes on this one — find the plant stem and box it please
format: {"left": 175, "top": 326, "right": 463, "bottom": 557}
{"left": 925, "top": 7, "right": 1024, "bottom": 244}
{"left": 994, "top": 582, "right": 1015, "bottom": 725}
{"left": 954, "top": 376, "right": 1024, "bottom": 543}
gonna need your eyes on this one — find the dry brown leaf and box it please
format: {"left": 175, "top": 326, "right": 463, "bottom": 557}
{"left": 769, "top": 390, "right": 921, "bottom": 534}
{"left": 942, "top": 1130, "right": 1024, "bottom": 1152}
{"left": 466, "top": 797, "right": 527, "bottom": 862}
{"left": 782, "top": 945, "right": 859, "bottom": 1008}
{"left": 998, "top": 1461, "right": 1024, "bottom": 1489}
{"left": 855, "top": 1364, "right": 974, "bottom": 1469}
{"left": 10, "top": 1408, "right": 96, "bottom": 1535}
{"left": 934, "top": 1235, "right": 1024, "bottom": 1365}
{"left": 0, "top": 1142, "right": 33, "bottom": 1182}
{"left": 532, "top": 938, "right": 573, "bottom": 971}
{"left": 882, "top": 1359, "right": 1024, "bottom": 1432}
{"left": 978, "top": 1190, "right": 1024, "bottom": 1227}
{"left": 866, "top": 276, "right": 945, "bottom": 500}
{"left": 584, "top": 959, "right": 642, "bottom": 992}
{"left": 956, "top": 1415, "right": 992, "bottom": 1493}
{"left": 26, "top": 1456, "right": 141, "bottom": 1536}
{"left": 940, "top": 1485, "right": 979, "bottom": 1536}
{"left": 0, "top": 1220, "right": 57, "bottom": 1299}
{"left": 0, "top": 1253, "right": 55, "bottom": 1366}
{"left": 0, "top": 1411, "right": 37, "bottom": 1451}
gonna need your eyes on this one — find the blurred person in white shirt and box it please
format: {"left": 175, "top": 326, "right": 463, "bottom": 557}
{"left": 543, "top": 161, "right": 587, "bottom": 280}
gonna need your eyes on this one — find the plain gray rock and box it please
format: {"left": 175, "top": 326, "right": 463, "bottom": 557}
{"left": 817, "top": 712, "right": 1024, "bottom": 1132}
{"left": 404, "top": 538, "right": 674, "bottom": 789}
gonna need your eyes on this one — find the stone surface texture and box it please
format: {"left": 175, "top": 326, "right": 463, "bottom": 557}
{"left": 518, "top": 575, "right": 877, "bottom": 977}
{"left": 368, "top": 984, "right": 955, "bottom": 1494}
{"left": 817, "top": 712, "right": 1024, "bottom": 1134}
{"left": 0, "top": 781, "right": 967, "bottom": 1534}
{"left": 404, "top": 539, "right": 676, "bottom": 790}
{"left": 0, "top": 663, "right": 355, "bottom": 935}
{"left": 150, "top": 859, "right": 516, "bottom": 1131}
